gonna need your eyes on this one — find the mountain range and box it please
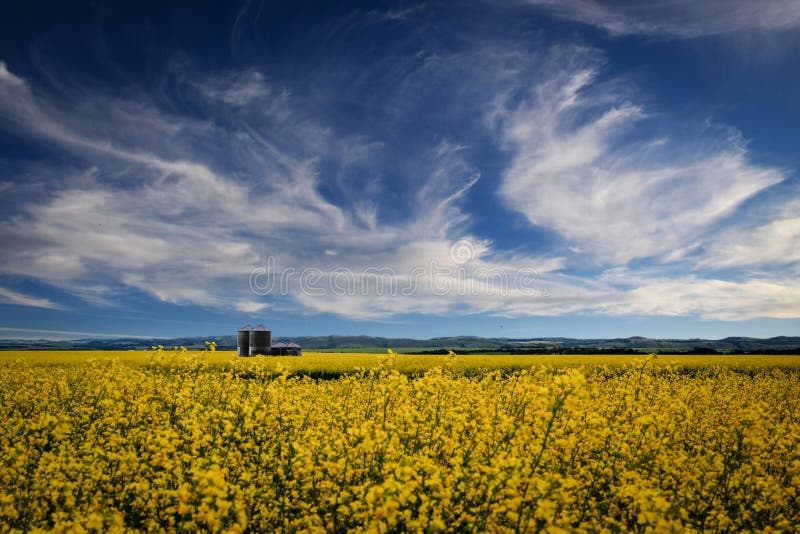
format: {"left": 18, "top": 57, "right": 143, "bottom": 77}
{"left": 2, "top": 335, "right": 800, "bottom": 354}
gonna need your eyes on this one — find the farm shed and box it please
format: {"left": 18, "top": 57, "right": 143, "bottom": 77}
{"left": 271, "top": 341, "right": 302, "bottom": 356}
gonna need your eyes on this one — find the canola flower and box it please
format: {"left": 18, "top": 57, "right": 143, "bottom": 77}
{"left": 1, "top": 348, "right": 799, "bottom": 532}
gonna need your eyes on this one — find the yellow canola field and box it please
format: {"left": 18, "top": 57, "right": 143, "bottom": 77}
{"left": 3, "top": 350, "right": 800, "bottom": 377}
{"left": 1, "top": 350, "right": 799, "bottom": 532}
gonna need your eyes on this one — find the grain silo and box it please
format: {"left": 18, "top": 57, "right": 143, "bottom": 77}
{"left": 249, "top": 324, "right": 272, "bottom": 356}
{"left": 237, "top": 325, "right": 253, "bottom": 356}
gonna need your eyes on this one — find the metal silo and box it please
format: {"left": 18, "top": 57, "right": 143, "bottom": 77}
{"left": 249, "top": 324, "right": 271, "bottom": 356}
{"left": 237, "top": 325, "right": 253, "bottom": 357}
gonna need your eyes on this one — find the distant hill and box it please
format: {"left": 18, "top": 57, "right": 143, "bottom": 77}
{"left": 2, "top": 335, "right": 799, "bottom": 354}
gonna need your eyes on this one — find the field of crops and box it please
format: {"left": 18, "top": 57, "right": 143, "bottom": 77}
{"left": 3, "top": 349, "right": 800, "bottom": 377}
{"left": 2, "top": 349, "right": 799, "bottom": 532}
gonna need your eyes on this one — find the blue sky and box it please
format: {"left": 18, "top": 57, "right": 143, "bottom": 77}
{"left": 1, "top": 0, "right": 799, "bottom": 340}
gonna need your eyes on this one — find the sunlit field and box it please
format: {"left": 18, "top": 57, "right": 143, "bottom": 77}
{"left": 3, "top": 349, "right": 800, "bottom": 377}
{"left": 2, "top": 349, "right": 799, "bottom": 531}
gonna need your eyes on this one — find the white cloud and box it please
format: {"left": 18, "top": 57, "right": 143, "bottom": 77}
{"left": 235, "top": 300, "right": 270, "bottom": 313}
{"left": 1, "top": 51, "right": 798, "bottom": 323}
{"left": 598, "top": 270, "right": 800, "bottom": 320}
{"left": 522, "top": 0, "right": 800, "bottom": 38}
{"left": 0, "top": 61, "right": 25, "bottom": 86}
{"left": 494, "top": 52, "right": 783, "bottom": 264}
{"left": 698, "top": 197, "right": 800, "bottom": 269}
{"left": 0, "top": 61, "right": 490, "bottom": 316}
{"left": 285, "top": 240, "right": 567, "bottom": 320}
{"left": 191, "top": 69, "right": 287, "bottom": 111}
{"left": 0, "top": 287, "right": 62, "bottom": 309}
{"left": 0, "top": 327, "right": 159, "bottom": 340}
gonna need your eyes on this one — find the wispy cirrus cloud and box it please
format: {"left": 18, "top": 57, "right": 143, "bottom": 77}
{"left": 522, "top": 0, "right": 800, "bottom": 38}
{"left": 195, "top": 70, "right": 272, "bottom": 106}
{"left": 0, "top": 61, "right": 24, "bottom": 86}
{"left": 493, "top": 49, "right": 784, "bottom": 264}
{"left": 698, "top": 196, "right": 800, "bottom": 269}
{"left": 235, "top": 300, "right": 271, "bottom": 314}
{"left": 0, "top": 58, "right": 491, "bottom": 316}
{"left": 0, "top": 31, "right": 798, "bottom": 324}
{"left": 0, "top": 327, "right": 160, "bottom": 340}
{"left": 597, "top": 268, "right": 800, "bottom": 321}
{"left": 0, "top": 287, "right": 62, "bottom": 310}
